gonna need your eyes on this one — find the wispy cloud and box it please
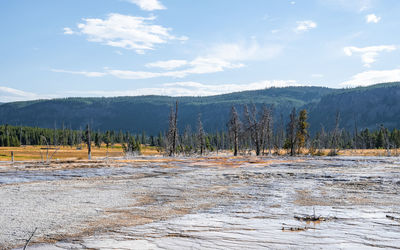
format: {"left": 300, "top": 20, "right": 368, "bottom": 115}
{"left": 344, "top": 45, "right": 397, "bottom": 67}
{"left": 126, "top": 0, "right": 166, "bottom": 11}
{"left": 53, "top": 40, "right": 282, "bottom": 80}
{"left": 66, "top": 80, "right": 303, "bottom": 97}
{"left": 52, "top": 59, "right": 242, "bottom": 80}
{"left": 106, "top": 57, "right": 243, "bottom": 79}
{"left": 206, "top": 41, "right": 283, "bottom": 61}
{"left": 146, "top": 60, "right": 188, "bottom": 70}
{"left": 341, "top": 68, "right": 400, "bottom": 87}
{"left": 63, "top": 27, "right": 74, "bottom": 35}
{"left": 0, "top": 86, "right": 40, "bottom": 102}
{"left": 1, "top": 80, "right": 306, "bottom": 102}
{"left": 295, "top": 20, "right": 317, "bottom": 32}
{"left": 64, "top": 13, "right": 187, "bottom": 54}
{"left": 51, "top": 69, "right": 107, "bottom": 77}
{"left": 366, "top": 14, "right": 381, "bottom": 23}
{"left": 161, "top": 80, "right": 303, "bottom": 95}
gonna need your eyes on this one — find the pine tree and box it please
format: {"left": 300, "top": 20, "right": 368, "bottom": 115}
{"left": 296, "top": 109, "right": 309, "bottom": 154}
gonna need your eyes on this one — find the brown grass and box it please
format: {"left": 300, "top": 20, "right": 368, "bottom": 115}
{"left": 0, "top": 144, "right": 162, "bottom": 161}
{"left": 1, "top": 145, "right": 399, "bottom": 162}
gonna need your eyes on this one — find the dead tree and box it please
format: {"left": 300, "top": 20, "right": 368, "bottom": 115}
{"left": 261, "top": 105, "right": 273, "bottom": 155}
{"left": 329, "top": 111, "right": 340, "bottom": 156}
{"left": 39, "top": 136, "right": 60, "bottom": 163}
{"left": 167, "top": 101, "right": 179, "bottom": 156}
{"left": 244, "top": 104, "right": 272, "bottom": 156}
{"left": 197, "top": 113, "right": 205, "bottom": 155}
{"left": 380, "top": 124, "right": 391, "bottom": 156}
{"left": 244, "top": 104, "right": 261, "bottom": 156}
{"left": 353, "top": 114, "right": 359, "bottom": 149}
{"left": 275, "top": 113, "right": 285, "bottom": 153}
{"left": 228, "top": 105, "right": 241, "bottom": 156}
{"left": 85, "top": 124, "right": 92, "bottom": 160}
{"left": 286, "top": 108, "right": 297, "bottom": 156}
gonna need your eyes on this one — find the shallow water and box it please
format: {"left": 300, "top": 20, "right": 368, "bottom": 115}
{"left": 8, "top": 156, "right": 400, "bottom": 249}
{"left": 0, "top": 167, "right": 127, "bottom": 184}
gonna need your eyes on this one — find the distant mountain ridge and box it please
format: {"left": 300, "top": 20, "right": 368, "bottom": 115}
{"left": 308, "top": 82, "right": 400, "bottom": 132}
{"left": 0, "top": 82, "right": 399, "bottom": 134}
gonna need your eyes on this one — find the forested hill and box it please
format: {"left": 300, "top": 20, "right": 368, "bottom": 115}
{"left": 0, "top": 87, "right": 332, "bottom": 134}
{"left": 308, "top": 82, "right": 400, "bottom": 132}
{"left": 0, "top": 83, "right": 399, "bottom": 134}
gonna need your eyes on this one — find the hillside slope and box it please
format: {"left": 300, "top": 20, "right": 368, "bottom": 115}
{"left": 0, "top": 83, "right": 399, "bottom": 134}
{"left": 0, "top": 87, "right": 332, "bottom": 134}
{"left": 308, "top": 82, "right": 400, "bottom": 132}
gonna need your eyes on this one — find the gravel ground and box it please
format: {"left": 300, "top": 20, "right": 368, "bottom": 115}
{"left": 2, "top": 156, "right": 400, "bottom": 249}
{"left": 0, "top": 176, "right": 138, "bottom": 249}
{"left": 0, "top": 157, "right": 234, "bottom": 249}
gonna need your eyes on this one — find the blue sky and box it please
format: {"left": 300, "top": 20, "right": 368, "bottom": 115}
{"left": 1, "top": 0, "right": 400, "bottom": 102}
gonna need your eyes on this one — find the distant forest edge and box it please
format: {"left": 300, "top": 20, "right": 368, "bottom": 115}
{"left": 0, "top": 82, "right": 399, "bottom": 135}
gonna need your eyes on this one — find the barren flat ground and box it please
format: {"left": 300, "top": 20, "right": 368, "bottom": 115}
{"left": 1, "top": 156, "right": 400, "bottom": 249}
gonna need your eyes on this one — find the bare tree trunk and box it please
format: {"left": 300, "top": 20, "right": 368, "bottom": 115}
{"left": 228, "top": 105, "right": 241, "bottom": 156}
{"left": 287, "top": 108, "right": 297, "bottom": 156}
{"left": 167, "top": 101, "right": 179, "bottom": 156}
{"left": 172, "top": 101, "right": 178, "bottom": 155}
{"left": 197, "top": 113, "right": 205, "bottom": 155}
{"left": 381, "top": 124, "right": 391, "bottom": 156}
{"left": 244, "top": 104, "right": 263, "bottom": 156}
{"left": 329, "top": 111, "right": 340, "bottom": 156}
{"left": 86, "top": 124, "right": 92, "bottom": 160}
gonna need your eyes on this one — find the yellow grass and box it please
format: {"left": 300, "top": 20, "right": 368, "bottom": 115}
{"left": 0, "top": 144, "right": 161, "bottom": 161}
{"left": 0, "top": 145, "right": 398, "bottom": 162}
{"left": 260, "top": 148, "right": 400, "bottom": 157}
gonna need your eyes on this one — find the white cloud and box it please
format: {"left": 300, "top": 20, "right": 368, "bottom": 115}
{"left": 344, "top": 45, "right": 397, "bottom": 67}
{"left": 127, "top": 0, "right": 165, "bottom": 11}
{"left": 207, "top": 41, "right": 283, "bottom": 61}
{"left": 0, "top": 79, "right": 304, "bottom": 102}
{"left": 51, "top": 69, "right": 107, "bottom": 77}
{"left": 106, "top": 57, "right": 243, "bottom": 79}
{"left": 0, "top": 86, "right": 40, "bottom": 102}
{"left": 183, "top": 57, "right": 243, "bottom": 75}
{"left": 163, "top": 80, "right": 302, "bottom": 94}
{"left": 52, "top": 57, "right": 243, "bottom": 80}
{"left": 295, "top": 20, "right": 317, "bottom": 32}
{"left": 63, "top": 27, "right": 74, "bottom": 35}
{"left": 146, "top": 60, "right": 188, "bottom": 70}
{"left": 53, "top": 40, "right": 281, "bottom": 80}
{"left": 290, "top": 1, "right": 296, "bottom": 5}
{"left": 366, "top": 14, "right": 381, "bottom": 23}
{"left": 65, "top": 13, "right": 187, "bottom": 54}
{"left": 341, "top": 68, "right": 400, "bottom": 87}
{"left": 66, "top": 80, "right": 303, "bottom": 97}
{"left": 107, "top": 69, "right": 162, "bottom": 79}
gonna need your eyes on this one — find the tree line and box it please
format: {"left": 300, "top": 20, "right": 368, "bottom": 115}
{"left": 1, "top": 102, "right": 400, "bottom": 156}
{"left": 164, "top": 102, "right": 400, "bottom": 156}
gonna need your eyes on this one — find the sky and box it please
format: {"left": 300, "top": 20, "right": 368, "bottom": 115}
{"left": 1, "top": 0, "right": 400, "bottom": 102}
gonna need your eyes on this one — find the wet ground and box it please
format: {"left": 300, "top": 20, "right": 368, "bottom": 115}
{"left": 1, "top": 156, "right": 400, "bottom": 249}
